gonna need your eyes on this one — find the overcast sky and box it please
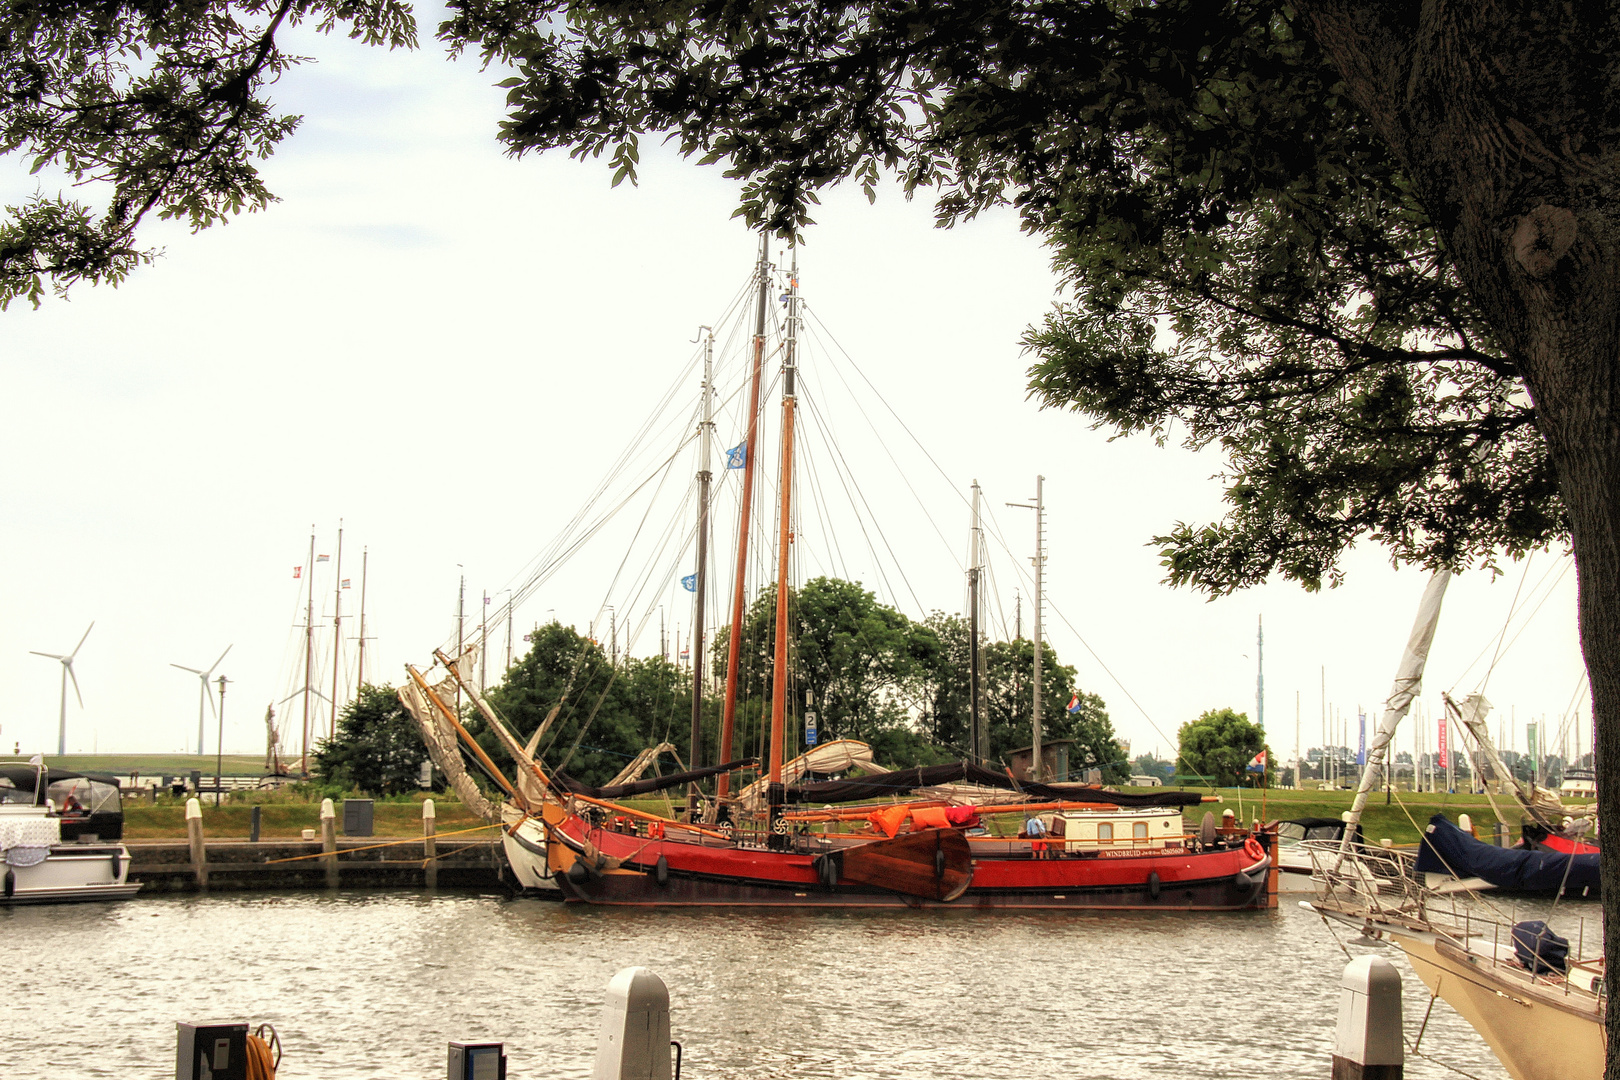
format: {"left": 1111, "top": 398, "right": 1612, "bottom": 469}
{"left": 0, "top": 13, "right": 1590, "bottom": 771}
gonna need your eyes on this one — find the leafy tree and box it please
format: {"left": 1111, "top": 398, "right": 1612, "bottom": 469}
{"left": 313, "top": 683, "right": 429, "bottom": 796}
{"left": 981, "top": 638, "right": 1127, "bottom": 784}
{"left": 440, "top": 7, "right": 1620, "bottom": 1046}
{"left": 1132, "top": 753, "right": 1175, "bottom": 781}
{"left": 1178, "top": 709, "right": 1271, "bottom": 788}
{"left": 1, "top": 0, "right": 415, "bottom": 308}
{"left": 480, "top": 621, "right": 695, "bottom": 787}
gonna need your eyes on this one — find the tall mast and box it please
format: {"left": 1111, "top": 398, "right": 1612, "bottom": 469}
{"left": 1256, "top": 614, "right": 1264, "bottom": 734}
{"left": 480, "top": 590, "right": 489, "bottom": 691}
{"left": 330, "top": 519, "right": 343, "bottom": 739}
{"left": 456, "top": 573, "right": 465, "bottom": 719}
{"left": 968, "top": 480, "right": 984, "bottom": 764}
{"left": 1033, "top": 475, "right": 1043, "bottom": 781}
{"left": 767, "top": 245, "right": 800, "bottom": 840}
{"left": 504, "top": 591, "right": 513, "bottom": 672}
{"left": 356, "top": 547, "right": 369, "bottom": 688}
{"left": 1008, "top": 476, "right": 1045, "bottom": 779}
{"left": 717, "top": 232, "right": 771, "bottom": 802}
{"left": 688, "top": 327, "right": 716, "bottom": 816}
{"left": 302, "top": 525, "right": 315, "bottom": 776}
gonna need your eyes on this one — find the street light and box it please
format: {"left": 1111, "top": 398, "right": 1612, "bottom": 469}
{"left": 215, "top": 675, "right": 230, "bottom": 808}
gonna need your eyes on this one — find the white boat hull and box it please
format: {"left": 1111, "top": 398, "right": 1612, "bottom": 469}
{"left": 4, "top": 844, "right": 141, "bottom": 904}
{"left": 1396, "top": 935, "right": 1604, "bottom": 1080}
{"left": 500, "top": 806, "right": 562, "bottom": 895}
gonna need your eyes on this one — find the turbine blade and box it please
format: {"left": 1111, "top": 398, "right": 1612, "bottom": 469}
{"left": 66, "top": 662, "right": 83, "bottom": 708}
{"left": 71, "top": 621, "right": 94, "bottom": 659}
{"left": 207, "top": 643, "right": 233, "bottom": 677}
{"left": 31, "top": 651, "right": 66, "bottom": 660}
{"left": 206, "top": 682, "right": 219, "bottom": 719}
{"left": 171, "top": 664, "right": 204, "bottom": 675}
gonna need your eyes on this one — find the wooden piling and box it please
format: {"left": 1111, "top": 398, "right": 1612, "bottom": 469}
{"left": 186, "top": 798, "right": 208, "bottom": 891}
{"left": 320, "top": 798, "right": 338, "bottom": 889}
{"left": 250, "top": 805, "right": 262, "bottom": 843}
{"left": 424, "top": 799, "right": 438, "bottom": 889}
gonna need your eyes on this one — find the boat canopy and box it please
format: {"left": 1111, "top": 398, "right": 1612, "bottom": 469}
{"left": 1414, "top": 813, "right": 1600, "bottom": 895}
{"left": 0, "top": 766, "right": 122, "bottom": 802}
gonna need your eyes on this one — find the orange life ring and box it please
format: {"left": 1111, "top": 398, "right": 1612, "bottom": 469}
{"left": 1243, "top": 838, "right": 1266, "bottom": 862}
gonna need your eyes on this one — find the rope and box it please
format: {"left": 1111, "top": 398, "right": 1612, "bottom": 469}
{"left": 260, "top": 822, "right": 503, "bottom": 864}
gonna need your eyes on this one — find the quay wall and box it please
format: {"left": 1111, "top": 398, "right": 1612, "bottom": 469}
{"left": 127, "top": 837, "right": 509, "bottom": 893}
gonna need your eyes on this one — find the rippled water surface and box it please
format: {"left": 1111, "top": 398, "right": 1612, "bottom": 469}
{"left": 6, "top": 889, "right": 1594, "bottom": 1079}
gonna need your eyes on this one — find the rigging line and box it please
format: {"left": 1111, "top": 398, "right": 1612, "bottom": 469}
{"left": 796, "top": 379, "right": 922, "bottom": 614}
{"left": 804, "top": 305, "right": 981, "bottom": 526}
{"left": 1445, "top": 552, "right": 1565, "bottom": 694}
{"left": 1488, "top": 559, "right": 1573, "bottom": 674}
{"left": 1043, "top": 599, "right": 1214, "bottom": 791}
{"left": 799, "top": 323, "right": 963, "bottom": 572}
{"left": 792, "top": 383, "right": 855, "bottom": 582}
{"left": 1550, "top": 670, "right": 1591, "bottom": 755}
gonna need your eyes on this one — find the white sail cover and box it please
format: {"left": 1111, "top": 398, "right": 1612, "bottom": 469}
{"left": 1344, "top": 570, "right": 1452, "bottom": 841}
{"left": 398, "top": 675, "right": 498, "bottom": 821}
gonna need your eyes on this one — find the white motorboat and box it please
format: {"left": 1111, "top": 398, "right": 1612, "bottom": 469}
{"left": 0, "top": 761, "right": 140, "bottom": 903}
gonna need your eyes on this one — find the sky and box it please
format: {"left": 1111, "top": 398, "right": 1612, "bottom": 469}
{"left": 0, "top": 13, "right": 1591, "bottom": 771}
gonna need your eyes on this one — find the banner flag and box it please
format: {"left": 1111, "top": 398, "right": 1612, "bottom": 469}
{"left": 1065, "top": 694, "right": 1081, "bottom": 713}
{"left": 316, "top": 554, "right": 330, "bottom": 563}
{"left": 1357, "top": 712, "right": 1367, "bottom": 765}
{"left": 1438, "top": 710, "right": 1449, "bottom": 769}
{"left": 681, "top": 574, "right": 697, "bottom": 592}
{"left": 725, "top": 443, "right": 746, "bottom": 469}
{"left": 1246, "top": 750, "right": 1267, "bottom": 772}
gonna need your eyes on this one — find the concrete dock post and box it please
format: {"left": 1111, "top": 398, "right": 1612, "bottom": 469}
{"left": 593, "top": 967, "right": 673, "bottom": 1080}
{"left": 321, "top": 798, "right": 338, "bottom": 890}
{"left": 186, "top": 797, "right": 208, "bottom": 891}
{"left": 250, "top": 804, "right": 262, "bottom": 843}
{"left": 1333, "top": 955, "right": 1403, "bottom": 1079}
{"left": 423, "top": 799, "right": 438, "bottom": 889}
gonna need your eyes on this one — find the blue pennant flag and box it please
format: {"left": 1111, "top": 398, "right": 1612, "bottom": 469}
{"left": 725, "top": 443, "right": 746, "bottom": 469}
{"left": 681, "top": 574, "right": 697, "bottom": 592}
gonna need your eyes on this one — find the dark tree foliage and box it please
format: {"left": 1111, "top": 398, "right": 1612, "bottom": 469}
{"left": 0, "top": 0, "right": 415, "bottom": 308}
{"left": 479, "top": 620, "right": 695, "bottom": 787}
{"left": 313, "top": 683, "right": 429, "bottom": 796}
{"left": 438, "top": 0, "right": 1562, "bottom": 592}
{"left": 1177, "top": 707, "right": 1271, "bottom": 788}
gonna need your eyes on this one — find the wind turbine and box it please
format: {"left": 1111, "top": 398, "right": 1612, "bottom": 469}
{"left": 31, "top": 622, "right": 93, "bottom": 756}
{"left": 171, "top": 645, "right": 232, "bottom": 756}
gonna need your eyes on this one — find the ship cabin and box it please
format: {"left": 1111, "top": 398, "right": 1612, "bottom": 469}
{"left": 1032, "top": 808, "right": 1185, "bottom": 852}
{"left": 0, "top": 765, "right": 126, "bottom": 841}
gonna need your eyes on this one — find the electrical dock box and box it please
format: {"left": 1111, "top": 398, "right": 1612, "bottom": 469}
{"left": 449, "top": 1041, "right": 507, "bottom": 1080}
{"left": 176, "top": 1020, "right": 248, "bottom": 1080}
{"left": 343, "top": 798, "right": 374, "bottom": 836}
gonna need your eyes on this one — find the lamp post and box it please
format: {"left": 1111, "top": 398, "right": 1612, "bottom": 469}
{"left": 215, "top": 675, "right": 229, "bottom": 808}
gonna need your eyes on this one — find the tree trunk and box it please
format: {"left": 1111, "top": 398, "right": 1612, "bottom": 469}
{"left": 1296, "top": 3, "right": 1620, "bottom": 1071}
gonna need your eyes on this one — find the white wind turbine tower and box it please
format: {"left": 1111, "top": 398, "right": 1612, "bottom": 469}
{"left": 171, "top": 646, "right": 232, "bottom": 755}
{"left": 31, "top": 622, "right": 93, "bottom": 756}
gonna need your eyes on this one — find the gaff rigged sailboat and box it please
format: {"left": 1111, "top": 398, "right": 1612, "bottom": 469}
{"left": 399, "top": 237, "right": 1273, "bottom": 909}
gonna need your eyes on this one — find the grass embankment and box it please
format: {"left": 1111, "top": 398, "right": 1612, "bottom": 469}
{"left": 44, "top": 754, "right": 272, "bottom": 775}
{"left": 1159, "top": 786, "right": 1513, "bottom": 846}
{"left": 122, "top": 793, "right": 492, "bottom": 840}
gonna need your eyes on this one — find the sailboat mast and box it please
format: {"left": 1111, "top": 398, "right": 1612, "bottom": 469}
{"left": 330, "top": 520, "right": 343, "bottom": 739}
{"left": 689, "top": 327, "right": 715, "bottom": 816}
{"left": 968, "top": 480, "right": 984, "bottom": 764}
{"left": 717, "top": 232, "right": 771, "bottom": 801}
{"left": 1033, "top": 475, "right": 1043, "bottom": 780}
{"left": 768, "top": 247, "right": 800, "bottom": 822}
{"left": 356, "top": 547, "right": 369, "bottom": 688}
{"left": 302, "top": 525, "right": 315, "bottom": 776}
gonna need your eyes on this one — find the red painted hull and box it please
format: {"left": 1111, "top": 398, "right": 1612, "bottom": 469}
{"left": 549, "top": 814, "right": 1271, "bottom": 910}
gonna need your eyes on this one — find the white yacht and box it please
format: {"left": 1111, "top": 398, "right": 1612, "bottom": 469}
{"left": 0, "top": 761, "right": 140, "bottom": 903}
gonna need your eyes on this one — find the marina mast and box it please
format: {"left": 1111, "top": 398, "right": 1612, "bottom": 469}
{"left": 767, "top": 246, "right": 800, "bottom": 841}
{"left": 688, "top": 326, "right": 715, "bottom": 816}
{"left": 356, "top": 547, "right": 369, "bottom": 688}
{"left": 330, "top": 520, "right": 344, "bottom": 739}
{"left": 1008, "top": 476, "right": 1045, "bottom": 779}
{"left": 717, "top": 233, "right": 771, "bottom": 802}
{"left": 968, "top": 480, "right": 984, "bottom": 764}
{"left": 301, "top": 525, "right": 315, "bottom": 776}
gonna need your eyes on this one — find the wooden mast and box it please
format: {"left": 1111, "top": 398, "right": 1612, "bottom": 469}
{"left": 688, "top": 326, "right": 715, "bottom": 816}
{"left": 301, "top": 525, "right": 315, "bottom": 777}
{"left": 767, "top": 246, "right": 799, "bottom": 841}
{"left": 968, "top": 480, "right": 984, "bottom": 764}
{"left": 716, "top": 232, "right": 770, "bottom": 803}
{"left": 330, "top": 519, "right": 343, "bottom": 739}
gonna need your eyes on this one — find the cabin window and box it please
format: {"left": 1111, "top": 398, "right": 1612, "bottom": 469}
{"left": 1097, "top": 823, "right": 1114, "bottom": 842}
{"left": 1133, "top": 822, "right": 1149, "bottom": 840}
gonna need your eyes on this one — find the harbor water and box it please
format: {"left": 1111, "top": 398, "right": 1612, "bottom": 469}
{"left": 5, "top": 890, "right": 1593, "bottom": 1079}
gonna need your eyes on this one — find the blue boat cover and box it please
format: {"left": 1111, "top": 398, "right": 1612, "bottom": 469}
{"left": 1511, "top": 921, "right": 1569, "bottom": 974}
{"left": 1415, "top": 814, "right": 1600, "bottom": 895}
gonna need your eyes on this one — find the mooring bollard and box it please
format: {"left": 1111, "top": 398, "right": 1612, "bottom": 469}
{"left": 1332, "top": 955, "right": 1403, "bottom": 1079}
{"left": 250, "top": 805, "right": 262, "bottom": 844}
{"left": 320, "top": 798, "right": 338, "bottom": 890}
{"left": 186, "top": 797, "right": 209, "bottom": 891}
{"left": 593, "top": 967, "right": 674, "bottom": 1080}
{"left": 424, "top": 799, "right": 438, "bottom": 889}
